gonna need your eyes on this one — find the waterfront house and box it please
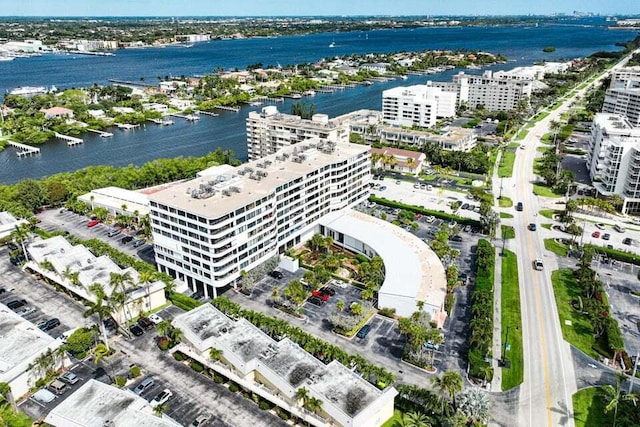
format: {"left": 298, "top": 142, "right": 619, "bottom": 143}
{"left": 87, "top": 109, "right": 106, "bottom": 119}
{"left": 41, "top": 106, "right": 73, "bottom": 120}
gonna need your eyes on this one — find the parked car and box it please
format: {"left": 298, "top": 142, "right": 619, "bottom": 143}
{"left": 311, "top": 291, "right": 330, "bottom": 301}
{"left": 6, "top": 299, "right": 27, "bottom": 310}
{"left": 614, "top": 224, "right": 626, "bottom": 233}
{"left": 50, "top": 379, "right": 67, "bottom": 395}
{"left": 133, "top": 377, "right": 154, "bottom": 395}
{"left": 319, "top": 287, "right": 335, "bottom": 296}
{"left": 592, "top": 231, "right": 600, "bottom": 238}
{"left": 107, "top": 229, "right": 120, "bottom": 237}
{"left": 463, "top": 225, "right": 472, "bottom": 233}
{"left": 60, "top": 371, "right": 79, "bottom": 385}
{"left": 190, "top": 414, "right": 211, "bottom": 427}
{"left": 38, "top": 318, "right": 61, "bottom": 331}
{"left": 150, "top": 389, "right": 173, "bottom": 408}
{"left": 132, "top": 239, "right": 146, "bottom": 248}
{"left": 129, "top": 324, "right": 144, "bottom": 337}
{"left": 148, "top": 314, "right": 163, "bottom": 324}
{"left": 103, "top": 317, "right": 117, "bottom": 331}
{"left": 356, "top": 324, "right": 371, "bottom": 339}
{"left": 378, "top": 186, "right": 387, "bottom": 191}
{"left": 602, "top": 233, "right": 611, "bottom": 241}
{"left": 308, "top": 296, "right": 324, "bottom": 306}
{"left": 120, "top": 235, "right": 134, "bottom": 244}
{"left": 623, "top": 237, "right": 633, "bottom": 245}
{"left": 450, "top": 235, "right": 463, "bottom": 242}
{"left": 595, "top": 223, "right": 606, "bottom": 230}
{"left": 137, "top": 317, "right": 155, "bottom": 331}
{"left": 16, "top": 306, "right": 36, "bottom": 317}
{"left": 268, "top": 270, "right": 284, "bottom": 280}
{"left": 86, "top": 220, "right": 100, "bottom": 228}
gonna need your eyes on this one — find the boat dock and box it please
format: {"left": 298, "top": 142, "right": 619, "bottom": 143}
{"left": 115, "top": 123, "right": 140, "bottom": 130}
{"left": 55, "top": 132, "right": 83, "bottom": 146}
{"left": 147, "top": 118, "right": 174, "bottom": 125}
{"left": 8, "top": 140, "right": 40, "bottom": 157}
{"left": 214, "top": 105, "right": 241, "bottom": 113}
{"left": 108, "top": 79, "right": 156, "bottom": 88}
{"left": 169, "top": 113, "right": 200, "bottom": 121}
{"left": 196, "top": 110, "right": 219, "bottom": 117}
{"left": 87, "top": 129, "right": 114, "bottom": 138}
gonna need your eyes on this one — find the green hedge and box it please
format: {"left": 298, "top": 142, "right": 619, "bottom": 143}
{"left": 169, "top": 293, "right": 202, "bottom": 311}
{"left": 585, "top": 244, "right": 640, "bottom": 266}
{"left": 468, "top": 239, "right": 495, "bottom": 381}
{"left": 369, "top": 196, "right": 481, "bottom": 227}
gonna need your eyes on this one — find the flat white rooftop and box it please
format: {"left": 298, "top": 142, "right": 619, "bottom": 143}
{"left": 0, "top": 305, "right": 58, "bottom": 379}
{"left": 78, "top": 186, "right": 150, "bottom": 216}
{"left": 149, "top": 141, "right": 369, "bottom": 218}
{"left": 44, "top": 379, "right": 179, "bottom": 427}
{"left": 319, "top": 209, "right": 446, "bottom": 310}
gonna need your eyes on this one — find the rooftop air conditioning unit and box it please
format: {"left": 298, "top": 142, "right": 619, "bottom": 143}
{"left": 256, "top": 162, "right": 264, "bottom": 169}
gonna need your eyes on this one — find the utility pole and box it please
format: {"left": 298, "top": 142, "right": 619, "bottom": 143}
{"left": 629, "top": 352, "right": 639, "bottom": 393}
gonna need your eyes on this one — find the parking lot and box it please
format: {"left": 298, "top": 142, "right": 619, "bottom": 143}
{"left": 36, "top": 208, "right": 156, "bottom": 266}
{"left": 0, "top": 247, "right": 92, "bottom": 337}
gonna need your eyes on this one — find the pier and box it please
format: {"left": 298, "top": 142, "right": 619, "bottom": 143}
{"left": 169, "top": 113, "right": 200, "bottom": 121}
{"left": 147, "top": 118, "right": 174, "bottom": 125}
{"left": 55, "top": 132, "right": 83, "bottom": 146}
{"left": 214, "top": 105, "right": 241, "bottom": 113}
{"left": 108, "top": 79, "right": 156, "bottom": 88}
{"left": 87, "top": 129, "right": 114, "bottom": 138}
{"left": 8, "top": 140, "right": 40, "bottom": 157}
{"left": 115, "top": 123, "right": 140, "bottom": 130}
{"left": 196, "top": 110, "right": 219, "bottom": 117}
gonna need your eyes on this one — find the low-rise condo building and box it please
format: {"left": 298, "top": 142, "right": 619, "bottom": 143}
{"left": 587, "top": 113, "right": 640, "bottom": 214}
{"left": 382, "top": 85, "right": 456, "bottom": 128}
{"left": 0, "top": 305, "right": 66, "bottom": 400}
{"left": 172, "top": 304, "right": 398, "bottom": 427}
{"left": 0, "top": 211, "right": 28, "bottom": 239}
{"left": 376, "top": 126, "right": 477, "bottom": 151}
{"left": 148, "top": 141, "right": 370, "bottom": 298}
{"left": 370, "top": 147, "right": 426, "bottom": 176}
{"left": 25, "top": 236, "right": 166, "bottom": 324}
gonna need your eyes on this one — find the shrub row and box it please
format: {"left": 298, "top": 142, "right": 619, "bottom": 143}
{"left": 169, "top": 293, "right": 202, "bottom": 311}
{"left": 586, "top": 244, "right": 640, "bottom": 266}
{"left": 468, "top": 239, "right": 495, "bottom": 381}
{"left": 369, "top": 195, "right": 481, "bottom": 227}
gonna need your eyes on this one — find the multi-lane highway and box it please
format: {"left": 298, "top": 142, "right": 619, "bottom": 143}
{"left": 504, "top": 51, "right": 638, "bottom": 427}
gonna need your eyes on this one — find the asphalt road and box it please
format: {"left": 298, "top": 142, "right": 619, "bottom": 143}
{"left": 502, "top": 51, "right": 639, "bottom": 427}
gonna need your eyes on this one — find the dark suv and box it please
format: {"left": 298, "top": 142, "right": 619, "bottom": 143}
{"left": 7, "top": 299, "right": 27, "bottom": 310}
{"left": 121, "top": 235, "right": 134, "bottom": 244}
{"left": 269, "top": 270, "right": 284, "bottom": 280}
{"left": 137, "top": 317, "right": 154, "bottom": 330}
{"left": 516, "top": 202, "right": 523, "bottom": 212}
{"left": 38, "top": 318, "right": 61, "bottom": 331}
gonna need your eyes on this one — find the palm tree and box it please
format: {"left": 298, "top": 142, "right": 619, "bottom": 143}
{"left": 137, "top": 270, "right": 157, "bottom": 313}
{"left": 398, "top": 411, "right": 431, "bottom": 427}
{"left": 304, "top": 396, "right": 323, "bottom": 413}
{"left": 336, "top": 300, "right": 345, "bottom": 312}
{"left": 153, "top": 404, "right": 168, "bottom": 416}
{"left": 603, "top": 373, "right": 638, "bottom": 427}
{"left": 0, "top": 382, "right": 15, "bottom": 410}
{"left": 441, "top": 371, "right": 463, "bottom": 410}
{"left": 84, "top": 283, "right": 113, "bottom": 351}
{"left": 170, "top": 327, "right": 183, "bottom": 344}
{"left": 11, "top": 224, "right": 30, "bottom": 260}
{"left": 156, "top": 320, "right": 172, "bottom": 338}
{"left": 294, "top": 387, "right": 310, "bottom": 406}
{"left": 209, "top": 348, "right": 222, "bottom": 361}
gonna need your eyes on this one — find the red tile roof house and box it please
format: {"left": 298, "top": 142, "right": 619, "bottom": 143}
{"left": 41, "top": 106, "right": 74, "bottom": 120}
{"left": 371, "top": 147, "right": 426, "bottom": 176}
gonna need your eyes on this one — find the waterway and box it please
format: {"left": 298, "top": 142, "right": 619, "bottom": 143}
{"left": 0, "top": 19, "right": 637, "bottom": 184}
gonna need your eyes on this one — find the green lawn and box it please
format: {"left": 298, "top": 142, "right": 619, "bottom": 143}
{"left": 516, "top": 129, "right": 529, "bottom": 140}
{"left": 573, "top": 387, "right": 611, "bottom": 427}
{"left": 498, "top": 149, "right": 516, "bottom": 178}
{"left": 381, "top": 410, "right": 404, "bottom": 427}
{"left": 541, "top": 223, "right": 552, "bottom": 230}
{"left": 550, "top": 269, "right": 599, "bottom": 359}
{"left": 502, "top": 225, "right": 515, "bottom": 239}
{"left": 536, "top": 146, "right": 549, "bottom": 153}
{"left": 500, "top": 212, "right": 514, "bottom": 219}
{"left": 533, "top": 184, "right": 563, "bottom": 198}
{"left": 501, "top": 250, "right": 523, "bottom": 390}
{"left": 0, "top": 406, "right": 32, "bottom": 427}
{"left": 534, "top": 111, "right": 550, "bottom": 122}
{"left": 539, "top": 209, "right": 560, "bottom": 219}
{"left": 498, "top": 196, "right": 513, "bottom": 208}
{"left": 544, "top": 238, "right": 568, "bottom": 256}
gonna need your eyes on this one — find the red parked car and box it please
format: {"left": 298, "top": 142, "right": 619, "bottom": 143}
{"left": 592, "top": 231, "right": 600, "bottom": 238}
{"left": 87, "top": 220, "right": 100, "bottom": 228}
{"left": 311, "top": 291, "right": 330, "bottom": 301}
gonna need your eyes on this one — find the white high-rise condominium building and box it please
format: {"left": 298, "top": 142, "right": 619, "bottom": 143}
{"left": 610, "top": 66, "right": 640, "bottom": 89}
{"left": 382, "top": 85, "right": 456, "bottom": 128}
{"left": 587, "top": 113, "right": 640, "bottom": 214}
{"left": 429, "top": 70, "right": 533, "bottom": 111}
{"left": 603, "top": 87, "right": 640, "bottom": 127}
{"left": 148, "top": 141, "right": 370, "bottom": 298}
{"left": 246, "top": 106, "right": 351, "bottom": 160}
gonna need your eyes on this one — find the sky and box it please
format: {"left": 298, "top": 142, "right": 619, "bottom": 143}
{"left": 4, "top": 0, "right": 639, "bottom": 17}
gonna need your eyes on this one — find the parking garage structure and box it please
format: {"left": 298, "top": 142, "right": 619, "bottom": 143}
{"left": 318, "top": 208, "right": 447, "bottom": 323}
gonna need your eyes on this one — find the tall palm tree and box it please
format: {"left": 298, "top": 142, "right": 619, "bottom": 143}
{"left": 440, "top": 371, "right": 463, "bottom": 410}
{"left": 0, "top": 382, "right": 15, "bottom": 410}
{"left": 156, "top": 320, "right": 172, "bottom": 338}
{"left": 84, "top": 283, "right": 113, "bottom": 351}
{"left": 603, "top": 373, "right": 638, "bottom": 427}
{"left": 170, "top": 327, "right": 183, "bottom": 344}
{"left": 10, "top": 224, "right": 30, "bottom": 260}
{"left": 304, "top": 396, "right": 323, "bottom": 414}
{"left": 294, "top": 387, "right": 310, "bottom": 406}
{"left": 137, "top": 270, "right": 157, "bottom": 313}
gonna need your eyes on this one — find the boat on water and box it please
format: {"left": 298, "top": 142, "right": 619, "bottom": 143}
{"left": 329, "top": 42, "right": 335, "bottom": 48}
{"left": 0, "top": 56, "right": 15, "bottom": 62}
{"left": 9, "top": 86, "right": 47, "bottom": 96}
{"left": 303, "top": 90, "right": 316, "bottom": 96}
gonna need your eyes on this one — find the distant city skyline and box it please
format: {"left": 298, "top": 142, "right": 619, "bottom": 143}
{"left": 4, "top": 0, "right": 639, "bottom": 17}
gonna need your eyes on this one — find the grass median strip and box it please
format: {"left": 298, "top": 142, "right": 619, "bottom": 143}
{"left": 498, "top": 196, "right": 513, "bottom": 208}
{"left": 501, "top": 249, "right": 523, "bottom": 390}
{"left": 533, "top": 184, "right": 563, "bottom": 198}
{"left": 573, "top": 387, "right": 610, "bottom": 427}
{"left": 544, "top": 238, "right": 568, "bottom": 256}
{"left": 501, "top": 225, "right": 515, "bottom": 239}
{"left": 551, "top": 269, "right": 599, "bottom": 359}
{"left": 498, "top": 149, "right": 516, "bottom": 178}
{"left": 500, "top": 212, "right": 514, "bottom": 219}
